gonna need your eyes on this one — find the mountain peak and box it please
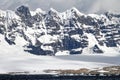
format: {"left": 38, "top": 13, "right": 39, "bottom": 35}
{"left": 70, "top": 7, "right": 84, "bottom": 16}
{"left": 71, "top": 7, "right": 79, "bottom": 11}
{"left": 49, "top": 8, "right": 58, "bottom": 13}
{"left": 35, "top": 8, "right": 46, "bottom": 14}
{"left": 15, "top": 5, "right": 31, "bottom": 17}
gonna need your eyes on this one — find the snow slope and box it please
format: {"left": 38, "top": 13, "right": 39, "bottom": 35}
{"left": 0, "top": 33, "right": 120, "bottom": 74}
{"left": 0, "top": 32, "right": 120, "bottom": 74}
{"left": 0, "top": 52, "right": 120, "bottom": 74}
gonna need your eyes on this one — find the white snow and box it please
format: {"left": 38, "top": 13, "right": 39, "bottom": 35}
{"left": 50, "top": 8, "right": 59, "bottom": 13}
{"left": 71, "top": 7, "right": 84, "bottom": 16}
{"left": 56, "top": 51, "right": 70, "bottom": 56}
{"left": 0, "top": 52, "right": 120, "bottom": 74}
{"left": 0, "top": 33, "right": 120, "bottom": 74}
{"left": 61, "top": 7, "right": 84, "bottom": 20}
{"left": 0, "top": 10, "right": 6, "bottom": 17}
{"left": 82, "top": 33, "right": 120, "bottom": 56}
{"left": 0, "top": 32, "right": 120, "bottom": 74}
{"left": 38, "top": 35, "right": 58, "bottom": 44}
{"left": 30, "top": 8, "right": 46, "bottom": 16}
{"left": 88, "top": 14, "right": 101, "bottom": 19}
{"left": 82, "top": 24, "right": 93, "bottom": 28}
{"left": 41, "top": 45, "right": 53, "bottom": 51}
{"left": 98, "top": 70, "right": 109, "bottom": 73}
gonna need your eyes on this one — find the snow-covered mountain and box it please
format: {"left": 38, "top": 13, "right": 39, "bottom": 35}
{"left": 0, "top": 5, "right": 120, "bottom": 56}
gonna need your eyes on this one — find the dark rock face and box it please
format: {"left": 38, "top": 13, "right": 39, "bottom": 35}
{"left": 93, "top": 45, "right": 103, "bottom": 53}
{"left": 16, "top": 5, "right": 31, "bottom": 19}
{"left": 61, "top": 36, "right": 82, "bottom": 50}
{"left": 68, "top": 28, "right": 83, "bottom": 35}
{"left": 15, "top": 5, "right": 33, "bottom": 27}
{"left": 5, "top": 36, "right": 15, "bottom": 45}
{"left": 105, "top": 39, "right": 117, "bottom": 47}
{"left": 0, "top": 25, "right": 5, "bottom": 34}
{"left": 78, "top": 16, "right": 97, "bottom": 26}
{"left": 45, "top": 10, "right": 62, "bottom": 33}
{"left": 24, "top": 45, "right": 54, "bottom": 55}
{"left": 70, "top": 50, "right": 82, "bottom": 55}
{"left": 33, "top": 13, "right": 43, "bottom": 22}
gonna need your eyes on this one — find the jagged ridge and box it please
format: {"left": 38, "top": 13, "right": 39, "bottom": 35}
{"left": 0, "top": 5, "right": 120, "bottom": 55}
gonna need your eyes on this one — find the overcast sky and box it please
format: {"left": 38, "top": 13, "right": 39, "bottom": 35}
{"left": 0, "top": 0, "right": 120, "bottom": 13}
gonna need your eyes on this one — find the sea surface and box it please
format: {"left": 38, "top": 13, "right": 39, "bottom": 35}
{"left": 0, "top": 74, "right": 120, "bottom": 80}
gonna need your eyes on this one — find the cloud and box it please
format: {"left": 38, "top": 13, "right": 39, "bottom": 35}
{"left": 89, "top": 0, "right": 120, "bottom": 13}
{"left": 0, "top": 0, "right": 120, "bottom": 13}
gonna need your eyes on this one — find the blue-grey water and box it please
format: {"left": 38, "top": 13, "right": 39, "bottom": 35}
{"left": 0, "top": 74, "right": 120, "bottom": 80}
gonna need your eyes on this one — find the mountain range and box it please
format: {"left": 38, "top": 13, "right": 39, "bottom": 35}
{"left": 0, "top": 5, "right": 120, "bottom": 56}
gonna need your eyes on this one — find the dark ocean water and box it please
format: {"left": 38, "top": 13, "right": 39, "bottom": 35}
{"left": 0, "top": 74, "right": 120, "bottom": 80}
